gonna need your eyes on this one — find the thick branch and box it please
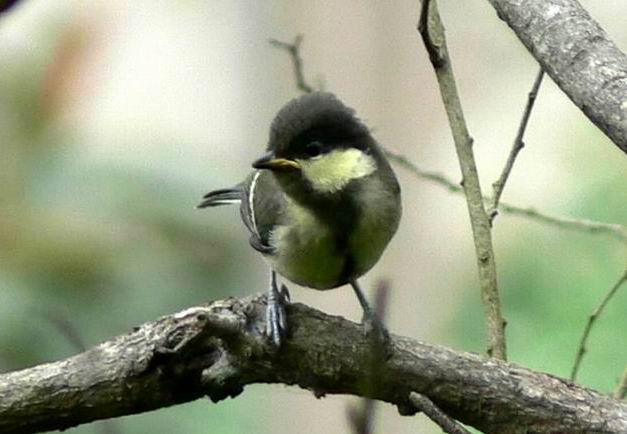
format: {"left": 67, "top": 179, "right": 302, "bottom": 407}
{"left": 486, "top": 0, "right": 627, "bottom": 155}
{"left": 1, "top": 296, "right": 626, "bottom": 434}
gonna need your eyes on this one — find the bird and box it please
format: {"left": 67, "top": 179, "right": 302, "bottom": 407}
{"left": 198, "top": 92, "right": 402, "bottom": 346}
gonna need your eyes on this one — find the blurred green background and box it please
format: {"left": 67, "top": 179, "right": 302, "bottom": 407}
{"left": 0, "top": 1, "right": 625, "bottom": 433}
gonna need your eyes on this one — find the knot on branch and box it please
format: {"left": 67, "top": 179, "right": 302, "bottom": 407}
{"left": 144, "top": 296, "right": 273, "bottom": 403}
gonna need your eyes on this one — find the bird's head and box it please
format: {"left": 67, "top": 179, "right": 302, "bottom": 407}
{"left": 253, "top": 92, "right": 381, "bottom": 203}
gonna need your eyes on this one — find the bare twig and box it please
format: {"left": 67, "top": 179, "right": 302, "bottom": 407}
{"left": 616, "top": 365, "right": 627, "bottom": 400}
{"left": 498, "top": 203, "right": 627, "bottom": 243}
{"left": 42, "top": 311, "right": 87, "bottom": 352}
{"left": 418, "top": 0, "right": 507, "bottom": 360}
{"left": 571, "top": 268, "right": 627, "bottom": 381}
{"left": 384, "top": 149, "right": 627, "bottom": 245}
{"left": 409, "top": 393, "right": 472, "bottom": 434}
{"left": 269, "top": 35, "right": 314, "bottom": 93}
{"left": 488, "top": 67, "right": 545, "bottom": 223}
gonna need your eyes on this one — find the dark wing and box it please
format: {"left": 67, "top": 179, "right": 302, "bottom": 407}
{"left": 240, "top": 170, "right": 286, "bottom": 255}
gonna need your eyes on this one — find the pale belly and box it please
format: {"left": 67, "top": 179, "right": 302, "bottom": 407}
{"left": 265, "top": 197, "right": 399, "bottom": 290}
{"left": 267, "top": 222, "right": 344, "bottom": 289}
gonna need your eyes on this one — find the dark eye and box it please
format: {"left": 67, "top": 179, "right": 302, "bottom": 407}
{"left": 305, "top": 141, "right": 323, "bottom": 157}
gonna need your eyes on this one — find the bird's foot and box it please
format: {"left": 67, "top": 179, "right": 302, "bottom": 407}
{"left": 265, "top": 283, "right": 290, "bottom": 347}
{"left": 361, "top": 312, "right": 392, "bottom": 357}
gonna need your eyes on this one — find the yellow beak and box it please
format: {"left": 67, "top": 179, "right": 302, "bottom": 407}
{"left": 252, "top": 153, "right": 301, "bottom": 172}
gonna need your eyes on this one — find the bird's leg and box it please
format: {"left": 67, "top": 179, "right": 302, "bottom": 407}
{"left": 266, "top": 270, "right": 289, "bottom": 346}
{"left": 350, "top": 280, "right": 390, "bottom": 345}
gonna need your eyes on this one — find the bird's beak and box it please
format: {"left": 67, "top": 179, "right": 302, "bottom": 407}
{"left": 252, "top": 152, "right": 301, "bottom": 172}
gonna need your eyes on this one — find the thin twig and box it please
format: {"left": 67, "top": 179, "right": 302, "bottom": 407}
{"left": 488, "top": 67, "right": 545, "bottom": 223}
{"left": 269, "top": 35, "right": 313, "bottom": 93}
{"left": 615, "top": 365, "right": 627, "bottom": 400}
{"left": 409, "top": 393, "right": 472, "bottom": 434}
{"left": 41, "top": 311, "right": 87, "bottom": 352}
{"left": 384, "top": 148, "right": 627, "bottom": 245}
{"left": 418, "top": 0, "right": 507, "bottom": 360}
{"left": 498, "top": 202, "right": 627, "bottom": 243}
{"left": 571, "top": 268, "right": 627, "bottom": 381}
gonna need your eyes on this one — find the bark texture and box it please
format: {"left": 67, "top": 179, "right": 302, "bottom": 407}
{"left": 0, "top": 296, "right": 626, "bottom": 434}
{"left": 486, "top": 0, "right": 627, "bottom": 154}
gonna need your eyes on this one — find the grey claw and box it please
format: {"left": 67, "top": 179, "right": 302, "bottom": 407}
{"left": 280, "top": 284, "right": 291, "bottom": 302}
{"left": 265, "top": 303, "right": 274, "bottom": 339}
{"left": 278, "top": 306, "right": 288, "bottom": 334}
{"left": 362, "top": 314, "right": 391, "bottom": 352}
{"left": 266, "top": 293, "right": 288, "bottom": 347}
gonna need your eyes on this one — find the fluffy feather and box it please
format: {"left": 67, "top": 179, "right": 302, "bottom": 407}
{"left": 297, "top": 148, "right": 377, "bottom": 193}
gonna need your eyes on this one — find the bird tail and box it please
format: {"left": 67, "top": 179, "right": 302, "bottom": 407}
{"left": 197, "top": 187, "right": 242, "bottom": 208}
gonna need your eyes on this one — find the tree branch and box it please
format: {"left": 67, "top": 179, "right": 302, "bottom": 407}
{"left": 571, "top": 268, "right": 627, "bottom": 381}
{"left": 418, "top": 0, "right": 507, "bottom": 360}
{"left": 1, "top": 296, "right": 626, "bottom": 434}
{"left": 409, "top": 393, "right": 472, "bottom": 434}
{"left": 269, "top": 35, "right": 313, "bottom": 94}
{"left": 616, "top": 365, "right": 627, "bottom": 400}
{"left": 488, "top": 68, "right": 544, "bottom": 222}
{"left": 384, "top": 148, "right": 627, "bottom": 245}
{"left": 485, "top": 0, "right": 627, "bottom": 155}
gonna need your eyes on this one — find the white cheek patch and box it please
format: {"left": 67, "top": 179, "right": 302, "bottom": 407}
{"left": 298, "top": 148, "right": 377, "bottom": 193}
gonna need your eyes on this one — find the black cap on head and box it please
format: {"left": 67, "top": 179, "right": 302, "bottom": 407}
{"left": 268, "top": 92, "right": 371, "bottom": 156}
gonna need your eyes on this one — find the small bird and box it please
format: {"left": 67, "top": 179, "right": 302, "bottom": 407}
{"left": 199, "top": 92, "right": 401, "bottom": 346}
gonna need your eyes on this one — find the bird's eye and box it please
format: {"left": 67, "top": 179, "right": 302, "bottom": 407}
{"left": 305, "top": 141, "right": 323, "bottom": 157}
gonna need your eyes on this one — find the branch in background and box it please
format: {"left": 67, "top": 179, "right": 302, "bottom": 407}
{"left": 2, "top": 296, "right": 627, "bottom": 434}
{"left": 42, "top": 312, "right": 87, "bottom": 352}
{"left": 488, "top": 68, "right": 544, "bottom": 222}
{"left": 418, "top": 0, "right": 507, "bottom": 360}
{"left": 498, "top": 203, "right": 627, "bottom": 244}
{"left": 384, "top": 148, "right": 627, "bottom": 245}
{"left": 409, "top": 393, "right": 472, "bottom": 434}
{"left": 616, "top": 365, "right": 627, "bottom": 400}
{"left": 571, "top": 268, "right": 627, "bottom": 381}
{"left": 269, "top": 35, "right": 313, "bottom": 94}
{"left": 485, "top": 0, "right": 627, "bottom": 155}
